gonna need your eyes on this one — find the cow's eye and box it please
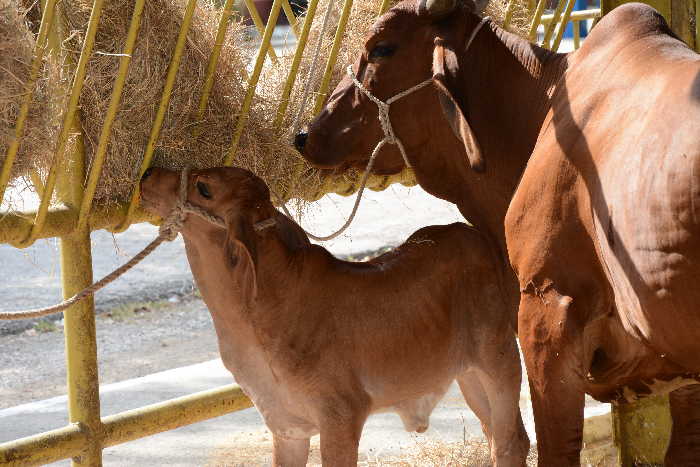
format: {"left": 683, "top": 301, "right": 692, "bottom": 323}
{"left": 196, "top": 181, "right": 212, "bottom": 199}
{"left": 368, "top": 43, "right": 396, "bottom": 61}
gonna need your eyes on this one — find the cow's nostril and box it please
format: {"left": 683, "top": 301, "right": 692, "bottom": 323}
{"left": 294, "top": 131, "right": 308, "bottom": 151}
{"left": 141, "top": 167, "right": 154, "bottom": 180}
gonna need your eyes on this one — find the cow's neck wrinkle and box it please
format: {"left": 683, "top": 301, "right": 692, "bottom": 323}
{"left": 446, "top": 24, "right": 568, "bottom": 245}
{"left": 465, "top": 24, "right": 568, "bottom": 175}
{"left": 181, "top": 228, "right": 274, "bottom": 383}
{"left": 182, "top": 214, "right": 308, "bottom": 316}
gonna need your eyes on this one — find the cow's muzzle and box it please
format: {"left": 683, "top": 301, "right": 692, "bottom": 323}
{"left": 294, "top": 131, "right": 308, "bottom": 151}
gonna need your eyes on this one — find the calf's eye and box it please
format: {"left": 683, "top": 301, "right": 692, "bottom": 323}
{"left": 197, "top": 181, "right": 212, "bottom": 199}
{"left": 369, "top": 43, "right": 396, "bottom": 61}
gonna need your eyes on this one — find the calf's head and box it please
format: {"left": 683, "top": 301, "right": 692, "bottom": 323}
{"left": 140, "top": 167, "right": 275, "bottom": 306}
{"left": 297, "top": 0, "right": 488, "bottom": 174}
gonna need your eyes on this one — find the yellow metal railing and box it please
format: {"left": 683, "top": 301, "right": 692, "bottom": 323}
{"left": 0, "top": 0, "right": 607, "bottom": 463}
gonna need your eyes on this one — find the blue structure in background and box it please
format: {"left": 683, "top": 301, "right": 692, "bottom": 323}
{"left": 563, "top": 0, "right": 589, "bottom": 37}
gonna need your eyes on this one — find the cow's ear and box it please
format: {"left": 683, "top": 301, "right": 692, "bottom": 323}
{"left": 431, "top": 40, "right": 484, "bottom": 172}
{"left": 224, "top": 209, "right": 258, "bottom": 309}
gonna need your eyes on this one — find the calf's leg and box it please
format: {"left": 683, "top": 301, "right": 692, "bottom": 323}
{"left": 519, "top": 289, "right": 586, "bottom": 466}
{"left": 459, "top": 334, "right": 529, "bottom": 466}
{"left": 272, "top": 435, "right": 310, "bottom": 467}
{"left": 458, "top": 373, "right": 494, "bottom": 442}
{"left": 318, "top": 403, "right": 368, "bottom": 467}
{"left": 666, "top": 384, "right": 700, "bottom": 466}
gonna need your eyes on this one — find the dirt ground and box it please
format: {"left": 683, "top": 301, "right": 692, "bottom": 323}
{"left": 0, "top": 295, "right": 220, "bottom": 409}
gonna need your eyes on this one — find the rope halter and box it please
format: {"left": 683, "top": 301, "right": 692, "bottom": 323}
{"left": 160, "top": 168, "right": 274, "bottom": 238}
{"left": 345, "top": 66, "right": 432, "bottom": 169}
{"left": 343, "top": 15, "right": 490, "bottom": 170}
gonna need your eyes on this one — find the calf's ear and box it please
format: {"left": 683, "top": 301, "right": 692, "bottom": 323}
{"left": 225, "top": 210, "right": 258, "bottom": 309}
{"left": 431, "top": 40, "right": 485, "bottom": 173}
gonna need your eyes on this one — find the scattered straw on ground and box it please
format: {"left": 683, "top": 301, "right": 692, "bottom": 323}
{"left": 2, "top": 0, "right": 530, "bottom": 207}
{"left": 208, "top": 428, "right": 539, "bottom": 466}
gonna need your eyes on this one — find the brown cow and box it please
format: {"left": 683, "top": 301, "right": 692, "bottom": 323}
{"left": 140, "top": 167, "right": 529, "bottom": 466}
{"left": 297, "top": 0, "right": 700, "bottom": 464}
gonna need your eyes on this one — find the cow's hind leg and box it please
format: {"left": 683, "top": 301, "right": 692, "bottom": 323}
{"left": 666, "top": 384, "right": 700, "bottom": 466}
{"left": 458, "top": 333, "right": 529, "bottom": 466}
{"left": 519, "top": 289, "right": 586, "bottom": 466}
{"left": 272, "top": 435, "right": 310, "bottom": 467}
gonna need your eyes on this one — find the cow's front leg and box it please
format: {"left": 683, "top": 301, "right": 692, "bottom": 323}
{"left": 271, "top": 434, "right": 310, "bottom": 467}
{"left": 519, "top": 288, "right": 586, "bottom": 466}
{"left": 666, "top": 384, "right": 700, "bottom": 466}
{"left": 318, "top": 400, "right": 368, "bottom": 467}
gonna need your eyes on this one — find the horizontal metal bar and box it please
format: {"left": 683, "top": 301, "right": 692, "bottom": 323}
{"left": 0, "top": 167, "right": 419, "bottom": 245}
{"left": 541, "top": 8, "right": 601, "bottom": 23}
{"left": 0, "top": 423, "right": 87, "bottom": 467}
{"left": 101, "top": 384, "right": 252, "bottom": 447}
{"left": 0, "top": 204, "right": 156, "bottom": 247}
{"left": 0, "top": 385, "right": 251, "bottom": 466}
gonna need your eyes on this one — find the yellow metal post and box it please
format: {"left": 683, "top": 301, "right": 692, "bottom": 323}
{"left": 225, "top": 0, "right": 284, "bottom": 164}
{"left": 503, "top": 0, "right": 518, "bottom": 30}
{"left": 528, "top": 0, "right": 547, "bottom": 41}
{"left": 195, "top": 0, "right": 238, "bottom": 132}
{"left": 58, "top": 119, "right": 102, "bottom": 466}
{"left": 37, "top": 1, "right": 103, "bottom": 462}
{"left": 613, "top": 396, "right": 672, "bottom": 466}
{"left": 0, "top": 0, "right": 58, "bottom": 206}
{"left": 313, "top": 0, "right": 355, "bottom": 114}
{"left": 118, "top": 0, "right": 199, "bottom": 231}
{"left": 377, "top": 0, "right": 392, "bottom": 15}
{"left": 243, "top": 0, "right": 279, "bottom": 62}
{"left": 550, "top": 0, "right": 576, "bottom": 51}
{"left": 273, "top": 0, "right": 322, "bottom": 127}
{"left": 541, "top": 0, "right": 566, "bottom": 48}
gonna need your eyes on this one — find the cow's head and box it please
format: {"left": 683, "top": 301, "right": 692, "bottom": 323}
{"left": 296, "top": 0, "right": 488, "bottom": 174}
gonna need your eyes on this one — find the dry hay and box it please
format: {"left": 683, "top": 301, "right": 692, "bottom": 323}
{"left": 0, "top": 0, "right": 56, "bottom": 184}
{"left": 1, "top": 0, "right": 530, "bottom": 206}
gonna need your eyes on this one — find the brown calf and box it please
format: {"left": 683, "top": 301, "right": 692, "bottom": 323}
{"left": 140, "top": 166, "right": 528, "bottom": 466}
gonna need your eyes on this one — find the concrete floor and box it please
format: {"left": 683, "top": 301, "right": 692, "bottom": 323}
{"left": 0, "top": 358, "right": 613, "bottom": 466}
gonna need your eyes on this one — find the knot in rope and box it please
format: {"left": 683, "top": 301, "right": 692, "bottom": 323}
{"left": 346, "top": 65, "right": 434, "bottom": 168}
{"left": 159, "top": 204, "right": 186, "bottom": 241}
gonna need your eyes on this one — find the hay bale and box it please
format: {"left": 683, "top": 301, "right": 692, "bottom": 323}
{"left": 2, "top": 0, "right": 530, "bottom": 205}
{"left": 0, "top": 0, "right": 55, "bottom": 184}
